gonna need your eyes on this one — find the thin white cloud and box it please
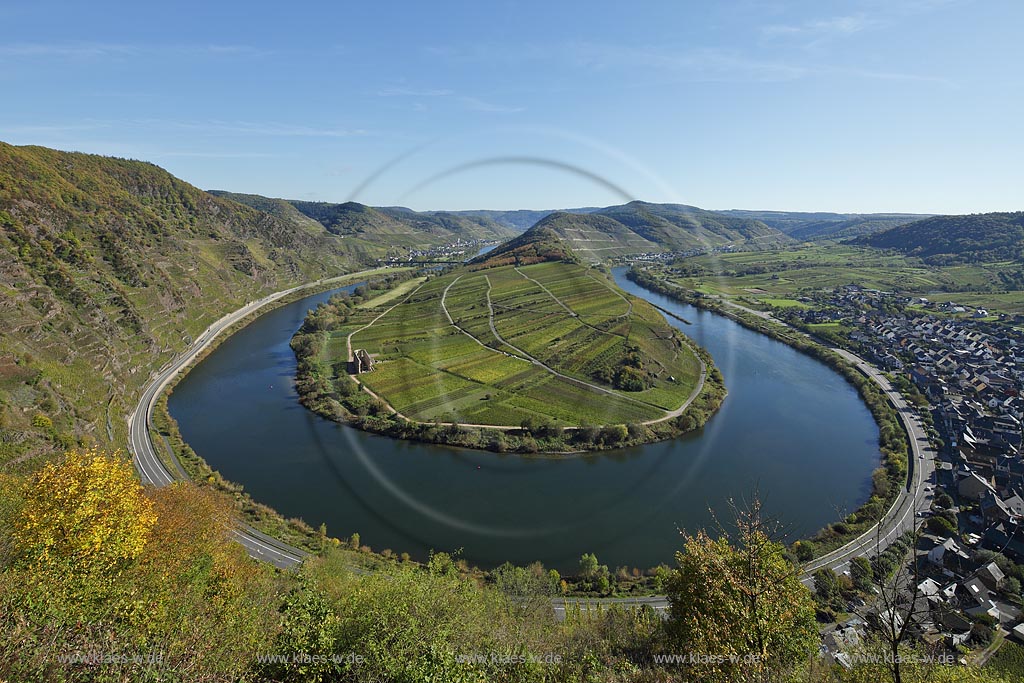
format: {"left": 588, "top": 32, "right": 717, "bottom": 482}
{"left": 459, "top": 96, "right": 525, "bottom": 113}
{"left": 0, "top": 122, "right": 110, "bottom": 135}
{"left": 1, "top": 119, "right": 371, "bottom": 140}
{"left": 154, "top": 151, "right": 277, "bottom": 159}
{"left": 142, "top": 119, "right": 369, "bottom": 138}
{"left": 829, "top": 66, "right": 954, "bottom": 86}
{"left": 0, "top": 43, "right": 136, "bottom": 58}
{"left": 375, "top": 85, "right": 523, "bottom": 113}
{"left": 566, "top": 43, "right": 809, "bottom": 83}
{"left": 376, "top": 86, "right": 454, "bottom": 97}
{"left": 0, "top": 42, "right": 265, "bottom": 59}
{"left": 762, "top": 15, "right": 878, "bottom": 39}
{"left": 551, "top": 42, "right": 952, "bottom": 87}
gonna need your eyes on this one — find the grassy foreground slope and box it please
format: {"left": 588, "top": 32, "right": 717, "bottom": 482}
{"left": 0, "top": 142, "right": 365, "bottom": 470}
{"left": 7, "top": 448, "right": 1009, "bottom": 682}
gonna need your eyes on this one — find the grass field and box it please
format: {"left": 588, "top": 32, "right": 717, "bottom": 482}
{"left": 670, "top": 245, "right": 1024, "bottom": 314}
{"left": 357, "top": 276, "right": 427, "bottom": 309}
{"left": 340, "top": 262, "right": 702, "bottom": 427}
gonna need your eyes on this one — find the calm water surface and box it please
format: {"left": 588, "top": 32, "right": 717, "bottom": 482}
{"left": 168, "top": 268, "right": 879, "bottom": 571}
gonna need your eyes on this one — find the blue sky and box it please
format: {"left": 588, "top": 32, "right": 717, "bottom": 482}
{"left": 1, "top": 0, "right": 1020, "bottom": 213}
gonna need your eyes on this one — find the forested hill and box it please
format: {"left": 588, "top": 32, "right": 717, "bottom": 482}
{"left": 0, "top": 142, "right": 362, "bottom": 469}
{"left": 720, "top": 210, "right": 929, "bottom": 241}
{"left": 852, "top": 211, "right": 1024, "bottom": 264}
{"left": 214, "top": 194, "right": 803, "bottom": 256}
{"left": 507, "top": 201, "right": 791, "bottom": 259}
{"left": 210, "top": 192, "right": 519, "bottom": 245}
{"left": 468, "top": 221, "right": 579, "bottom": 268}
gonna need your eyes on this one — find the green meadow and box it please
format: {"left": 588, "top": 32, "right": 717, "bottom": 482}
{"left": 675, "top": 245, "right": 1024, "bottom": 313}
{"left": 339, "top": 262, "right": 702, "bottom": 427}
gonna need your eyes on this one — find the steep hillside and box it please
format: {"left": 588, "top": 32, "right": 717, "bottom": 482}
{"left": 519, "top": 211, "right": 661, "bottom": 260}
{"left": 206, "top": 190, "right": 330, "bottom": 234}
{"left": 594, "top": 201, "right": 789, "bottom": 250}
{"left": 0, "top": 142, "right": 362, "bottom": 469}
{"left": 376, "top": 206, "right": 516, "bottom": 241}
{"left": 495, "top": 202, "right": 789, "bottom": 260}
{"left": 788, "top": 214, "right": 926, "bottom": 241}
{"left": 853, "top": 212, "right": 1024, "bottom": 264}
{"left": 468, "top": 222, "right": 579, "bottom": 268}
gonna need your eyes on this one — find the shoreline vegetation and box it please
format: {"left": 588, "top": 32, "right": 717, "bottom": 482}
{"left": 625, "top": 267, "right": 911, "bottom": 561}
{"left": 148, "top": 261, "right": 898, "bottom": 595}
{"left": 290, "top": 266, "right": 726, "bottom": 455}
{"left": 145, "top": 267, "right": 705, "bottom": 597}
{"left": 149, "top": 270, "right": 403, "bottom": 560}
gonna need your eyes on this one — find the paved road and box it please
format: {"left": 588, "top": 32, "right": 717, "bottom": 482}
{"left": 554, "top": 298, "right": 937, "bottom": 617}
{"left": 552, "top": 596, "right": 670, "bottom": 620}
{"left": 129, "top": 272, "right": 934, "bottom": 597}
{"left": 714, "top": 299, "right": 936, "bottom": 579}
{"left": 128, "top": 273, "right": 377, "bottom": 569}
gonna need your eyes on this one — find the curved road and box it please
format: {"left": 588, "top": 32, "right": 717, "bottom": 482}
{"left": 556, "top": 298, "right": 936, "bottom": 617}
{"left": 712, "top": 299, "right": 936, "bottom": 577}
{"left": 128, "top": 272, "right": 381, "bottom": 569}
{"left": 129, "top": 273, "right": 934, "bottom": 599}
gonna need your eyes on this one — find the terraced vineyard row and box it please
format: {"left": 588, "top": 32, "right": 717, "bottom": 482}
{"left": 341, "top": 262, "right": 701, "bottom": 427}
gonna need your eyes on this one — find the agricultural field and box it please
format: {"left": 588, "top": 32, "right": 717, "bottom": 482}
{"left": 338, "top": 262, "right": 702, "bottom": 427}
{"left": 672, "top": 245, "right": 1024, "bottom": 314}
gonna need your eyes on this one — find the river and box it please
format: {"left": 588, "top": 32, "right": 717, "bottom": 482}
{"left": 168, "top": 267, "right": 879, "bottom": 572}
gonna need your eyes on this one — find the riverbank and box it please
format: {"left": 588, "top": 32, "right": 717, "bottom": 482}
{"left": 290, "top": 271, "right": 726, "bottom": 455}
{"left": 148, "top": 267, "right": 407, "bottom": 558}
{"left": 626, "top": 267, "right": 910, "bottom": 560}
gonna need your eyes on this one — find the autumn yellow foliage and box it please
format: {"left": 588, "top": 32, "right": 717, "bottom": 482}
{"left": 13, "top": 447, "right": 156, "bottom": 577}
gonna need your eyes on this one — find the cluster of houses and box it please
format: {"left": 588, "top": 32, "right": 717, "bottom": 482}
{"left": 800, "top": 287, "right": 1024, "bottom": 662}
{"left": 382, "top": 238, "right": 497, "bottom": 264}
{"left": 623, "top": 249, "right": 703, "bottom": 263}
{"left": 622, "top": 244, "right": 754, "bottom": 265}
{"left": 822, "top": 497, "right": 1024, "bottom": 665}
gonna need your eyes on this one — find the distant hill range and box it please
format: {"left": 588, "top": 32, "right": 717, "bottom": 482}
{"left": 468, "top": 200, "right": 794, "bottom": 267}
{"left": 719, "top": 210, "right": 930, "bottom": 241}
{"left": 851, "top": 211, "right": 1024, "bottom": 264}
{"left": 480, "top": 201, "right": 792, "bottom": 261}
{"left": 210, "top": 191, "right": 519, "bottom": 246}
{"left": 214, "top": 195, "right": 801, "bottom": 259}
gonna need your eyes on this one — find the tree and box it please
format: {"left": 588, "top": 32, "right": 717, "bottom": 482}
{"left": 814, "top": 568, "right": 843, "bottom": 612}
{"left": 600, "top": 424, "right": 628, "bottom": 444}
{"left": 927, "top": 515, "right": 957, "bottom": 537}
{"left": 13, "top": 447, "right": 155, "bottom": 587}
{"left": 260, "top": 579, "right": 341, "bottom": 683}
{"left": 665, "top": 499, "right": 817, "bottom": 683}
{"left": 854, "top": 526, "right": 927, "bottom": 683}
{"left": 851, "top": 556, "right": 874, "bottom": 593}
{"left": 578, "top": 552, "right": 599, "bottom": 579}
